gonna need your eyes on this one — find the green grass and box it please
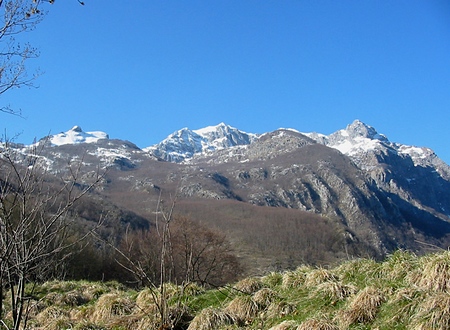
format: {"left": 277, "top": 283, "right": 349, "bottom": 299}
{"left": 4, "top": 250, "right": 450, "bottom": 329}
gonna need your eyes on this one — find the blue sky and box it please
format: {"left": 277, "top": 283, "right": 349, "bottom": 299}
{"left": 2, "top": 1, "right": 450, "bottom": 163}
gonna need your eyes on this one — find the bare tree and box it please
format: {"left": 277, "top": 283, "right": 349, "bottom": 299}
{"left": 171, "top": 216, "right": 242, "bottom": 287}
{"left": 108, "top": 193, "right": 177, "bottom": 329}
{"left": 0, "top": 139, "right": 103, "bottom": 330}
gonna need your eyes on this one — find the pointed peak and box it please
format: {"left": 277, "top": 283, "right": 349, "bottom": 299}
{"left": 70, "top": 125, "right": 83, "bottom": 132}
{"left": 344, "top": 120, "right": 384, "bottom": 140}
{"left": 347, "top": 119, "right": 372, "bottom": 131}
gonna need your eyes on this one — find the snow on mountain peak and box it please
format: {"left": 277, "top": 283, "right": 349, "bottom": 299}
{"left": 50, "top": 126, "right": 109, "bottom": 146}
{"left": 303, "top": 120, "right": 391, "bottom": 155}
{"left": 344, "top": 120, "right": 388, "bottom": 141}
{"left": 145, "top": 123, "right": 257, "bottom": 162}
{"left": 193, "top": 122, "right": 228, "bottom": 136}
{"left": 71, "top": 125, "right": 83, "bottom": 133}
{"left": 302, "top": 119, "right": 446, "bottom": 170}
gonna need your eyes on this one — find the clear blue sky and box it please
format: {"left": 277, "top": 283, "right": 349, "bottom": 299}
{"left": 2, "top": 1, "right": 450, "bottom": 164}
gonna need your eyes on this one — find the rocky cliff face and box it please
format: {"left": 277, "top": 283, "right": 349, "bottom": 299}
{"left": 305, "top": 120, "right": 450, "bottom": 224}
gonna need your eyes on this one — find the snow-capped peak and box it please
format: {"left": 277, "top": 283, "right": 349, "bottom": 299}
{"left": 344, "top": 120, "right": 388, "bottom": 141}
{"left": 50, "top": 126, "right": 109, "bottom": 146}
{"left": 193, "top": 122, "right": 229, "bottom": 136}
{"left": 145, "top": 123, "right": 257, "bottom": 162}
{"left": 301, "top": 119, "right": 447, "bottom": 171}
{"left": 303, "top": 119, "right": 391, "bottom": 157}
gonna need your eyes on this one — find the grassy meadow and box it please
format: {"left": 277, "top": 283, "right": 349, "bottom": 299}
{"left": 3, "top": 250, "right": 450, "bottom": 329}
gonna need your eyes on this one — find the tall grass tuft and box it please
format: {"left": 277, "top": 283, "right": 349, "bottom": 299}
{"left": 135, "top": 287, "right": 158, "bottom": 311}
{"left": 35, "top": 306, "right": 71, "bottom": 329}
{"left": 224, "top": 294, "right": 259, "bottom": 322}
{"left": 233, "top": 277, "right": 263, "bottom": 294}
{"left": 380, "top": 250, "right": 417, "bottom": 282}
{"left": 183, "top": 282, "right": 206, "bottom": 296}
{"left": 267, "top": 319, "right": 298, "bottom": 330}
{"left": 265, "top": 300, "right": 297, "bottom": 320}
{"left": 262, "top": 271, "right": 284, "bottom": 288}
{"left": 311, "top": 280, "right": 357, "bottom": 303}
{"left": 408, "top": 251, "right": 450, "bottom": 292}
{"left": 91, "top": 292, "right": 135, "bottom": 324}
{"left": 411, "top": 292, "right": 450, "bottom": 329}
{"left": 334, "top": 258, "right": 380, "bottom": 287}
{"left": 304, "top": 268, "right": 338, "bottom": 288}
{"left": 281, "top": 265, "right": 312, "bottom": 289}
{"left": 187, "top": 307, "right": 236, "bottom": 330}
{"left": 336, "top": 286, "right": 384, "bottom": 327}
{"left": 253, "top": 287, "right": 278, "bottom": 309}
{"left": 297, "top": 316, "right": 339, "bottom": 330}
{"left": 384, "top": 287, "right": 427, "bottom": 326}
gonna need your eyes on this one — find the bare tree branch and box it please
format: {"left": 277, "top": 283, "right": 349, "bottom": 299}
{"left": 0, "top": 137, "right": 104, "bottom": 329}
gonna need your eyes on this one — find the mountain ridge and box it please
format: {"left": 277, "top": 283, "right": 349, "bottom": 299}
{"left": 6, "top": 119, "right": 449, "bottom": 269}
{"left": 39, "top": 120, "right": 448, "bottom": 171}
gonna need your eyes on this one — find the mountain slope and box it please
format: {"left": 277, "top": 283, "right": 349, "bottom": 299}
{"left": 305, "top": 120, "right": 450, "bottom": 222}
{"left": 3, "top": 120, "right": 450, "bottom": 272}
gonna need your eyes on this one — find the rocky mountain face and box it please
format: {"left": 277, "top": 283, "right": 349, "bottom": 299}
{"left": 3, "top": 121, "right": 450, "bottom": 270}
{"left": 306, "top": 120, "right": 450, "bottom": 225}
{"left": 144, "top": 122, "right": 257, "bottom": 162}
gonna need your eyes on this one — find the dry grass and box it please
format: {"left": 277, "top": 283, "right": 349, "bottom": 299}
{"left": 34, "top": 305, "right": 70, "bottom": 328}
{"left": 265, "top": 301, "right": 297, "bottom": 320}
{"left": 268, "top": 320, "right": 298, "bottom": 330}
{"left": 91, "top": 292, "right": 135, "bottom": 324}
{"left": 135, "top": 287, "right": 158, "bottom": 310}
{"left": 379, "top": 250, "right": 417, "bottom": 281}
{"left": 304, "top": 268, "right": 338, "bottom": 288}
{"left": 11, "top": 251, "right": 450, "bottom": 329}
{"left": 281, "top": 265, "right": 311, "bottom": 289}
{"left": 183, "top": 282, "right": 206, "bottom": 296}
{"left": 336, "top": 286, "right": 384, "bottom": 327}
{"left": 224, "top": 294, "right": 259, "bottom": 322}
{"left": 408, "top": 251, "right": 450, "bottom": 292}
{"left": 134, "top": 315, "right": 160, "bottom": 330}
{"left": 297, "top": 317, "right": 339, "bottom": 330}
{"left": 385, "top": 287, "right": 426, "bottom": 325}
{"left": 233, "top": 276, "right": 263, "bottom": 294}
{"left": 253, "top": 287, "right": 278, "bottom": 309}
{"left": 187, "top": 307, "right": 235, "bottom": 330}
{"left": 311, "top": 280, "right": 357, "bottom": 303}
{"left": 411, "top": 292, "right": 450, "bottom": 330}
{"left": 262, "top": 271, "right": 284, "bottom": 288}
{"left": 334, "top": 257, "right": 380, "bottom": 284}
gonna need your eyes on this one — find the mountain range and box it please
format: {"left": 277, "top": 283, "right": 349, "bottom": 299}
{"left": 4, "top": 120, "right": 450, "bottom": 273}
